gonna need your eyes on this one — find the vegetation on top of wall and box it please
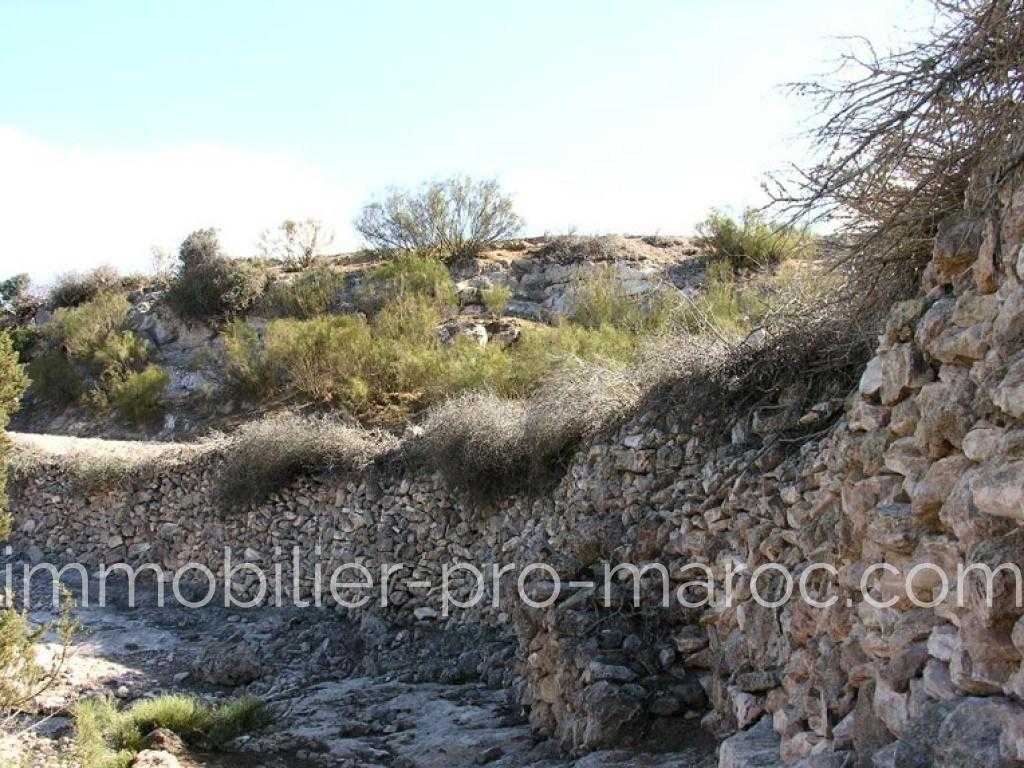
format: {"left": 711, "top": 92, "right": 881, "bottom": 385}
{"left": 400, "top": 360, "right": 643, "bottom": 505}
{"left": 354, "top": 176, "right": 523, "bottom": 263}
{"left": 215, "top": 413, "right": 396, "bottom": 507}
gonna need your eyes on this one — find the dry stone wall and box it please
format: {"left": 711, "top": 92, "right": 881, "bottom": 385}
{"left": 9, "top": 173, "right": 1024, "bottom": 766}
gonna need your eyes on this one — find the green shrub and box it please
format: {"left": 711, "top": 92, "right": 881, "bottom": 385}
{"left": 695, "top": 209, "right": 814, "bottom": 270}
{"left": 228, "top": 295, "right": 447, "bottom": 414}
{"left": 91, "top": 330, "right": 149, "bottom": 379}
{"left": 48, "top": 265, "right": 121, "bottom": 309}
{"left": 1, "top": 597, "right": 77, "bottom": 736}
{"left": 262, "top": 267, "right": 347, "bottom": 319}
{"left": 481, "top": 283, "right": 512, "bottom": 317}
{"left": 674, "top": 262, "right": 770, "bottom": 340}
{"left": 46, "top": 293, "right": 131, "bottom": 363}
{"left": 0, "top": 273, "right": 30, "bottom": 310}
{"left": 263, "top": 315, "right": 380, "bottom": 407}
{"left": 27, "top": 351, "right": 82, "bottom": 408}
{"left": 223, "top": 285, "right": 653, "bottom": 422}
{"left": 569, "top": 266, "right": 678, "bottom": 334}
{"left": 222, "top": 320, "right": 276, "bottom": 400}
{"left": 74, "top": 694, "right": 269, "bottom": 768}
{"left": 34, "top": 293, "right": 157, "bottom": 414}
{"left": 165, "top": 229, "right": 267, "bottom": 321}
{"left": 0, "top": 330, "right": 29, "bottom": 540}
{"left": 110, "top": 365, "right": 169, "bottom": 425}
{"left": 8, "top": 325, "right": 40, "bottom": 361}
{"left": 356, "top": 252, "right": 456, "bottom": 314}
{"left": 216, "top": 414, "right": 395, "bottom": 507}
{"left": 354, "top": 176, "right": 522, "bottom": 263}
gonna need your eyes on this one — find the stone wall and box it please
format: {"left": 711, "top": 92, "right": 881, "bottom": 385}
{"left": 9, "top": 172, "right": 1024, "bottom": 766}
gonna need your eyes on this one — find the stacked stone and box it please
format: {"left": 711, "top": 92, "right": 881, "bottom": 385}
{"left": 10, "top": 173, "right": 1024, "bottom": 765}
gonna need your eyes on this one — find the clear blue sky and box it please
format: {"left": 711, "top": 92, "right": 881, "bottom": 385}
{"left": 0, "top": 0, "right": 933, "bottom": 281}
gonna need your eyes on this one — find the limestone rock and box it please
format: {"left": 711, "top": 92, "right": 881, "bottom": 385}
{"left": 718, "top": 717, "right": 783, "bottom": 768}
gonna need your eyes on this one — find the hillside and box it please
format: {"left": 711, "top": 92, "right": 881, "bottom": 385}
{"left": 6, "top": 162, "right": 1024, "bottom": 767}
{"left": 4, "top": 230, "right": 811, "bottom": 441}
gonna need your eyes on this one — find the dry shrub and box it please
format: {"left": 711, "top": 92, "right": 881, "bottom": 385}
{"left": 355, "top": 176, "right": 522, "bottom": 263}
{"left": 639, "top": 314, "right": 874, "bottom": 444}
{"left": 537, "top": 234, "right": 620, "bottom": 263}
{"left": 403, "top": 293, "right": 871, "bottom": 505}
{"left": 47, "top": 447, "right": 188, "bottom": 495}
{"left": 768, "top": 0, "right": 1024, "bottom": 307}
{"left": 48, "top": 266, "right": 121, "bottom": 309}
{"left": 402, "top": 361, "right": 641, "bottom": 505}
{"left": 216, "top": 414, "right": 396, "bottom": 507}
{"left": 165, "top": 229, "right": 267, "bottom": 321}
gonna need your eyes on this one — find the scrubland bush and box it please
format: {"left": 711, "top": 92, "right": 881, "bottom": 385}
{"left": 222, "top": 290, "right": 647, "bottom": 422}
{"left": 0, "top": 273, "right": 30, "bottom": 310}
{"left": 8, "top": 326, "right": 40, "bottom": 361}
{"left": 45, "top": 292, "right": 131, "bottom": 362}
{"left": 48, "top": 265, "right": 121, "bottom": 309}
{"left": 355, "top": 252, "right": 457, "bottom": 314}
{"left": 222, "top": 261, "right": 681, "bottom": 423}
{"left": 403, "top": 361, "right": 640, "bottom": 504}
{"left": 355, "top": 176, "right": 522, "bottom": 263}
{"left": 672, "top": 262, "right": 770, "bottom": 341}
{"left": 27, "top": 352, "right": 82, "bottom": 407}
{"left": 537, "top": 233, "right": 618, "bottom": 262}
{"left": 0, "top": 330, "right": 28, "bottom": 540}
{"left": 262, "top": 266, "right": 347, "bottom": 318}
{"left": 216, "top": 414, "right": 395, "bottom": 506}
{"left": 165, "top": 229, "right": 267, "bottom": 321}
{"left": 30, "top": 292, "right": 168, "bottom": 421}
{"left": 75, "top": 694, "right": 268, "bottom": 768}
{"left": 257, "top": 218, "right": 333, "bottom": 269}
{"left": 695, "top": 209, "right": 813, "bottom": 270}
{"left": 569, "top": 266, "right": 679, "bottom": 335}
{"left": 110, "top": 365, "right": 169, "bottom": 425}
{"left": 1, "top": 597, "right": 76, "bottom": 737}
{"left": 1, "top": 335, "right": 76, "bottom": 736}
{"left": 481, "top": 283, "right": 512, "bottom": 317}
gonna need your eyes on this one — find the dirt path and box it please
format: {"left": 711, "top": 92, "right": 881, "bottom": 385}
{"left": 9, "top": 431, "right": 194, "bottom": 459}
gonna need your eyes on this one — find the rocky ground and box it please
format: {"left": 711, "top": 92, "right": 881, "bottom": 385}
{"left": 0, "top": 548, "right": 717, "bottom": 768}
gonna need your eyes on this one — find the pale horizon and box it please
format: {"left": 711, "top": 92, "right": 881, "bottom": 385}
{"left": 1, "top": 1, "right": 933, "bottom": 283}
